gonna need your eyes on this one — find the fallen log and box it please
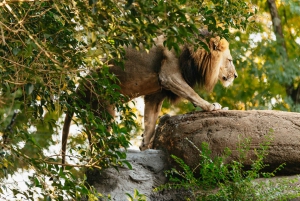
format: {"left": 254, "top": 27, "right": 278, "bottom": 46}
{"left": 152, "top": 110, "right": 300, "bottom": 175}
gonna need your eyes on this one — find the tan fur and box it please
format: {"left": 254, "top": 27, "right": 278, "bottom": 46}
{"left": 61, "top": 35, "right": 238, "bottom": 164}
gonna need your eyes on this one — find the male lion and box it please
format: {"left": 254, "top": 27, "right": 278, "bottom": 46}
{"left": 61, "top": 32, "right": 237, "bottom": 164}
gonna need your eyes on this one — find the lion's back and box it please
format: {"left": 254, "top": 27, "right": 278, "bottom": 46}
{"left": 109, "top": 43, "right": 166, "bottom": 98}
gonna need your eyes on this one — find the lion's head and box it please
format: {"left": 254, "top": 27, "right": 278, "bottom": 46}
{"left": 179, "top": 34, "right": 238, "bottom": 92}
{"left": 211, "top": 37, "right": 238, "bottom": 88}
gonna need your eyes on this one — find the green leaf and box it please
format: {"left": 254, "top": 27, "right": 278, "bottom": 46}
{"left": 115, "top": 151, "right": 126, "bottom": 159}
{"left": 25, "top": 83, "right": 34, "bottom": 95}
{"left": 178, "top": 25, "right": 188, "bottom": 36}
{"left": 12, "top": 47, "right": 21, "bottom": 55}
{"left": 45, "top": 195, "right": 52, "bottom": 201}
{"left": 206, "top": 9, "right": 213, "bottom": 15}
{"left": 65, "top": 165, "right": 73, "bottom": 171}
{"left": 34, "top": 177, "right": 40, "bottom": 187}
{"left": 12, "top": 88, "right": 22, "bottom": 99}
{"left": 198, "top": 40, "right": 210, "bottom": 52}
{"left": 122, "top": 160, "right": 132, "bottom": 170}
{"left": 171, "top": 26, "right": 179, "bottom": 34}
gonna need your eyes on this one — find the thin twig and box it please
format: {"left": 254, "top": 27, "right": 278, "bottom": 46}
{"left": 3, "top": 79, "right": 27, "bottom": 85}
{"left": 0, "top": 23, "right": 6, "bottom": 45}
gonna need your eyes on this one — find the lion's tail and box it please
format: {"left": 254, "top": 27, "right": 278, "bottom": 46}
{"left": 61, "top": 111, "right": 74, "bottom": 165}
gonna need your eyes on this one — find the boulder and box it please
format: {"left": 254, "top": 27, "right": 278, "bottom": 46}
{"left": 85, "top": 148, "right": 300, "bottom": 201}
{"left": 152, "top": 110, "right": 300, "bottom": 175}
{"left": 86, "top": 110, "right": 300, "bottom": 200}
{"left": 85, "top": 149, "right": 191, "bottom": 200}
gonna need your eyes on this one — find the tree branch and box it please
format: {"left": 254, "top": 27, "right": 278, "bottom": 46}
{"left": 267, "top": 0, "right": 288, "bottom": 59}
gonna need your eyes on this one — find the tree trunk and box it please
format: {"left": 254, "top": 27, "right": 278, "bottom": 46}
{"left": 152, "top": 110, "right": 300, "bottom": 175}
{"left": 267, "top": 0, "right": 300, "bottom": 105}
{"left": 267, "top": 0, "right": 287, "bottom": 57}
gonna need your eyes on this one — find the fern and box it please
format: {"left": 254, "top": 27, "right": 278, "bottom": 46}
{"left": 155, "top": 131, "right": 300, "bottom": 200}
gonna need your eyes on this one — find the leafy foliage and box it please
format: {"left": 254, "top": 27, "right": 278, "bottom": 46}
{"left": 155, "top": 135, "right": 300, "bottom": 200}
{"left": 1, "top": 0, "right": 299, "bottom": 199}
{"left": 0, "top": 0, "right": 254, "bottom": 199}
{"left": 1, "top": 0, "right": 300, "bottom": 199}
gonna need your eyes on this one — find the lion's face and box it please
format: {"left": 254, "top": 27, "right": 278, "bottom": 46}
{"left": 218, "top": 48, "right": 238, "bottom": 87}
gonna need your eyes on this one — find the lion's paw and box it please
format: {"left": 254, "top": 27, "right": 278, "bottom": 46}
{"left": 212, "top": 103, "right": 222, "bottom": 110}
{"left": 139, "top": 140, "right": 153, "bottom": 151}
{"left": 222, "top": 107, "right": 229, "bottom": 110}
{"left": 139, "top": 144, "right": 148, "bottom": 151}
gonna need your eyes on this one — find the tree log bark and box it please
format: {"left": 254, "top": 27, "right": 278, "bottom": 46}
{"left": 152, "top": 110, "right": 300, "bottom": 175}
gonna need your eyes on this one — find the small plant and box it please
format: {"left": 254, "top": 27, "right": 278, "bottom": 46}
{"left": 155, "top": 133, "right": 300, "bottom": 201}
{"left": 126, "top": 189, "right": 147, "bottom": 201}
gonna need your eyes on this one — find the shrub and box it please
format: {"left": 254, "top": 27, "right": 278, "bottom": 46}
{"left": 155, "top": 134, "right": 300, "bottom": 201}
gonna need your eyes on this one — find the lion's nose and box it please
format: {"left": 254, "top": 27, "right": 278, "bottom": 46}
{"left": 234, "top": 73, "right": 238, "bottom": 79}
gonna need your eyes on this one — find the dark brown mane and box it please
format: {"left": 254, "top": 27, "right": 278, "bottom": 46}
{"left": 164, "top": 46, "right": 211, "bottom": 103}
{"left": 178, "top": 29, "right": 215, "bottom": 90}
{"left": 179, "top": 46, "right": 203, "bottom": 88}
{"left": 162, "top": 30, "right": 220, "bottom": 103}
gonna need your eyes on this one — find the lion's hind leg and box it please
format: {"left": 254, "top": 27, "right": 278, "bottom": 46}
{"left": 140, "top": 92, "right": 166, "bottom": 151}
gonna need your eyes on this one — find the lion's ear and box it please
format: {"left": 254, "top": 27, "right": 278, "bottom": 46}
{"left": 216, "top": 38, "right": 229, "bottom": 52}
{"left": 209, "top": 36, "right": 220, "bottom": 51}
{"left": 209, "top": 37, "right": 229, "bottom": 52}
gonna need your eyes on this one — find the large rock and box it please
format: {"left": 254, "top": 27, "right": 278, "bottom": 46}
{"left": 85, "top": 149, "right": 191, "bottom": 200}
{"left": 87, "top": 155, "right": 300, "bottom": 201}
{"left": 152, "top": 110, "right": 300, "bottom": 175}
{"left": 86, "top": 149, "right": 166, "bottom": 200}
{"left": 87, "top": 110, "right": 300, "bottom": 200}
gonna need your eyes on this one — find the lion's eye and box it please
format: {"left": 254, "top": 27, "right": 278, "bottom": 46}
{"left": 228, "top": 59, "right": 232, "bottom": 62}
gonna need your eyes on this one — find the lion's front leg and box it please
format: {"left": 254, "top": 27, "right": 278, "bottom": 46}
{"left": 159, "top": 49, "right": 222, "bottom": 111}
{"left": 140, "top": 93, "right": 166, "bottom": 151}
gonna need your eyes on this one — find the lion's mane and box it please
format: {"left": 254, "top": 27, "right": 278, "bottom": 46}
{"left": 180, "top": 47, "right": 219, "bottom": 91}
{"left": 164, "top": 46, "right": 219, "bottom": 103}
